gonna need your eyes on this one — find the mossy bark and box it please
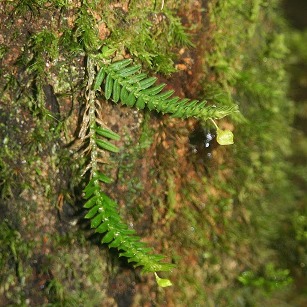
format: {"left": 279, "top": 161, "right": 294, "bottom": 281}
{"left": 0, "top": 1, "right": 304, "bottom": 306}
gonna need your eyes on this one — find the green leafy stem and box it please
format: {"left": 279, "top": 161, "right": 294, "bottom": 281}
{"left": 78, "top": 55, "right": 237, "bottom": 285}
{"left": 95, "top": 58, "right": 238, "bottom": 121}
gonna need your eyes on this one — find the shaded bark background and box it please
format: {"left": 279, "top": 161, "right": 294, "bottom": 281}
{"left": 0, "top": 0, "right": 306, "bottom": 306}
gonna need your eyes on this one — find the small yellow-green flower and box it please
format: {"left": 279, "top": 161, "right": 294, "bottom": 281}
{"left": 216, "top": 128, "right": 234, "bottom": 145}
{"left": 154, "top": 272, "right": 172, "bottom": 287}
{"left": 209, "top": 118, "right": 234, "bottom": 146}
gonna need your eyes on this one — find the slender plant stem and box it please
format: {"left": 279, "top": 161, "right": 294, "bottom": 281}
{"left": 86, "top": 57, "right": 98, "bottom": 178}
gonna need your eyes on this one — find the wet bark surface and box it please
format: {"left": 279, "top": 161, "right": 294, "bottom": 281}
{"left": 0, "top": 2, "right": 220, "bottom": 305}
{"left": 1, "top": 1, "right": 305, "bottom": 306}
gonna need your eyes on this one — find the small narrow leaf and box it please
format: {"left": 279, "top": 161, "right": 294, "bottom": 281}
{"left": 185, "top": 100, "right": 199, "bottom": 109}
{"left": 118, "top": 65, "right": 141, "bottom": 77}
{"left": 138, "top": 77, "right": 157, "bottom": 90}
{"left": 100, "top": 46, "right": 117, "bottom": 58}
{"left": 91, "top": 213, "right": 103, "bottom": 228}
{"left": 192, "top": 101, "right": 207, "bottom": 113}
{"left": 121, "top": 228, "right": 137, "bottom": 236}
{"left": 164, "top": 97, "right": 181, "bottom": 105}
{"left": 113, "top": 79, "right": 121, "bottom": 102}
{"left": 141, "top": 83, "right": 166, "bottom": 96}
{"left": 120, "top": 86, "right": 130, "bottom": 104}
{"left": 102, "top": 230, "right": 115, "bottom": 244}
{"left": 128, "top": 256, "right": 141, "bottom": 264}
{"left": 84, "top": 205, "right": 100, "bottom": 219}
{"left": 178, "top": 98, "right": 190, "bottom": 105}
{"left": 127, "top": 73, "right": 147, "bottom": 84}
{"left": 147, "top": 98, "right": 156, "bottom": 111}
{"left": 171, "top": 108, "right": 185, "bottom": 118}
{"left": 83, "top": 185, "right": 99, "bottom": 199}
{"left": 109, "top": 59, "right": 132, "bottom": 71}
{"left": 119, "top": 251, "right": 135, "bottom": 258}
{"left": 160, "top": 97, "right": 180, "bottom": 113}
{"left": 171, "top": 99, "right": 192, "bottom": 118}
{"left": 94, "top": 172, "right": 113, "bottom": 183}
{"left": 96, "top": 222, "right": 109, "bottom": 233}
{"left": 96, "top": 139, "right": 119, "bottom": 153}
{"left": 126, "top": 92, "right": 136, "bottom": 107}
{"left": 155, "top": 90, "right": 175, "bottom": 100}
{"left": 94, "top": 68, "right": 106, "bottom": 90}
{"left": 105, "top": 74, "right": 114, "bottom": 100}
{"left": 95, "top": 126, "right": 120, "bottom": 141}
{"left": 109, "top": 236, "right": 123, "bottom": 248}
{"left": 135, "top": 96, "right": 146, "bottom": 109}
{"left": 84, "top": 196, "right": 98, "bottom": 208}
{"left": 83, "top": 180, "right": 95, "bottom": 192}
{"left": 101, "top": 193, "right": 116, "bottom": 207}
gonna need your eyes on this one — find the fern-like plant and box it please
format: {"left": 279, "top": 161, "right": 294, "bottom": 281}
{"left": 96, "top": 58, "right": 237, "bottom": 121}
{"left": 78, "top": 53, "right": 237, "bottom": 285}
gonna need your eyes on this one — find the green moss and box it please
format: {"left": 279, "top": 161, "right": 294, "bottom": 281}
{"left": 0, "top": 0, "right": 303, "bottom": 304}
{"left": 45, "top": 234, "right": 110, "bottom": 305}
{"left": 183, "top": 0, "right": 297, "bottom": 303}
{"left": 0, "top": 220, "right": 34, "bottom": 305}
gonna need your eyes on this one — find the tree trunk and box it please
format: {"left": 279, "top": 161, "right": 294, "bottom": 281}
{"left": 0, "top": 1, "right": 305, "bottom": 306}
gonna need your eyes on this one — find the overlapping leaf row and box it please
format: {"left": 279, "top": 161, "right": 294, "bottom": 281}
{"left": 83, "top": 173, "right": 175, "bottom": 272}
{"left": 83, "top": 111, "right": 174, "bottom": 273}
{"left": 82, "top": 58, "right": 236, "bottom": 275}
{"left": 95, "top": 59, "right": 237, "bottom": 120}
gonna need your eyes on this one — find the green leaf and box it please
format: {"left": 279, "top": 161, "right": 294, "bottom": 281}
{"left": 96, "top": 139, "right": 119, "bottom": 153}
{"left": 84, "top": 205, "right": 100, "bottom": 219}
{"left": 126, "top": 92, "right": 136, "bottom": 107}
{"left": 112, "top": 79, "right": 121, "bottom": 103}
{"left": 161, "top": 97, "right": 180, "bottom": 113}
{"left": 83, "top": 185, "right": 99, "bottom": 199}
{"left": 119, "top": 251, "right": 135, "bottom": 258}
{"left": 185, "top": 99, "right": 199, "bottom": 109}
{"left": 94, "top": 172, "right": 113, "bottom": 183}
{"left": 100, "top": 46, "right": 117, "bottom": 58}
{"left": 155, "top": 90, "right": 174, "bottom": 100}
{"left": 94, "top": 126, "right": 120, "bottom": 141}
{"left": 101, "top": 193, "right": 116, "bottom": 207}
{"left": 109, "top": 236, "right": 123, "bottom": 248}
{"left": 141, "top": 83, "right": 166, "bottom": 96}
{"left": 96, "top": 222, "right": 108, "bottom": 233}
{"left": 210, "top": 105, "right": 239, "bottom": 119}
{"left": 109, "top": 59, "right": 132, "bottom": 71}
{"left": 104, "top": 206, "right": 118, "bottom": 218}
{"left": 138, "top": 77, "right": 157, "bottom": 90}
{"left": 91, "top": 213, "right": 103, "bottom": 228}
{"left": 135, "top": 96, "right": 146, "bottom": 109}
{"left": 127, "top": 73, "right": 147, "bottom": 84}
{"left": 121, "top": 228, "right": 136, "bottom": 236}
{"left": 216, "top": 128, "right": 234, "bottom": 145}
{"left": 164, "top": 97, "right": 181, "bottom": 105}
{"left": 102, "top": 230, "right": 115, "bottom": 243}
{"left": 192, "top": 101, "right": 207, "bottom": 113}
{"left": 118, "top": 65, "right": 141, "bottom": 77}
{"left": 147, "top": 98, "right": 156, "bottom": 111}
{"left": 84, "top": 179, "right": 95, "bottom": 190}
{"left": 94, "top": 68, "right": 105, "bottom": 91}
{"left": 84, "top": 196, "right": 98, "bottom": 208}
{"left": 120, "top": 86, "right": 130, "bottom": 104}
{"left": 105, "top": 74, "right": 114, "bottom": 100}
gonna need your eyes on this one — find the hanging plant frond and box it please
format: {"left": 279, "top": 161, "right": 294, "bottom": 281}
{"left": 77, "top": 54, "right": 237, "bottom": 286}
{"left": 78, "top": 57, "right": 175, "bottom": 276}
{"left": 95, "top": 59, "right": 238, "bottom": 121}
